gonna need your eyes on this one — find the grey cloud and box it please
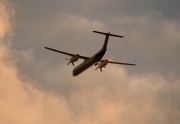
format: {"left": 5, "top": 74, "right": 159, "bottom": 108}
{"left": 109, "top": 14, "right": 180, "bottom": 72}
{"left": 12, "top": 11, "right": 180, "bottom": 83}
{"left": 10, "top": 0, "right": 180, "bottom": 76}
{"left": 11, "top": 0, "right": 180, "bottom": 23}
{"left": 153, "top": 0, "right": 180, "bottom": 19}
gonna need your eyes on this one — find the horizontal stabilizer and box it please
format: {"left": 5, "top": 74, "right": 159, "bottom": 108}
{"left": 93, "top": 31, "right": 124, "bottom": 38}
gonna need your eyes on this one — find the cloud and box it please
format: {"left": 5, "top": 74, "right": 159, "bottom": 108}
{"left": 0, "top": 1, "right": 12, "bottom": 39}
{"left": 0, "top": 1, "right": 72, "bottom": 124}
{"left": 52, "top": 65, "right": 180, "bottom": 124}
{"left": 106, "top": 13, "right": 180, "bottom": 76}
{"left": 12, "top": 2, "right": 180, "bottom": 77}
{"left": 1, "top": 1, "right": 180, "bottom": 124}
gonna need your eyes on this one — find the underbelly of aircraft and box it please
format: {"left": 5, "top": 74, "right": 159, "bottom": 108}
{"left": 72, "top": 59, "right": 96, "bottom": 76}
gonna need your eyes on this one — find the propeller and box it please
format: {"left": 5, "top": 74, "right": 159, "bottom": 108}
{"left": 95, "top": 60, "right": 108, "bottom": 72}
{"left": 95, "top": 66, "right": 102, "bottom": 72}
{"left": 65, "top": 54, "right": 80, "bottom": 66}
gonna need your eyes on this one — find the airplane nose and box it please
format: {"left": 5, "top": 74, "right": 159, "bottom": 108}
{"left": 72, "top": 69, "right": 78, "bottom": 76}
{"left": 72, "top": 72, "right": 77, "bottom": 76}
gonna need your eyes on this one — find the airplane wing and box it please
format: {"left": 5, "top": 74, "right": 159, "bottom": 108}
{"left": 107, "top": 60, "right": 136, "bottom": 66}
{"left": 44, "top": 47, "right": 89, "bottom": 60}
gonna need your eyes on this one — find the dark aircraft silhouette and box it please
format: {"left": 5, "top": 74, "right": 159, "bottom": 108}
{"left": 45, "top": 31, "right": 136, "bottom": 76}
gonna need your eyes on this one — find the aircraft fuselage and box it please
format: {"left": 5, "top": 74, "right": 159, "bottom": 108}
{"left": 73, "top": 49, "right": 106, "bottom": 76}
{"left": 44, "top": 31, "right": 126, "bottom": 76}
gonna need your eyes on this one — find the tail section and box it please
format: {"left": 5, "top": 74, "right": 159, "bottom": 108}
{"left": 93, "top": 31, "right": 124, "bottom": 38}
{"left": 93, "top": 31, "right": 124, "bottom": 50}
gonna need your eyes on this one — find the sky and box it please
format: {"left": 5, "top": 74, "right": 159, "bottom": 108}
{"left": 0, "top": 0, "right": 180, "bottom": 124}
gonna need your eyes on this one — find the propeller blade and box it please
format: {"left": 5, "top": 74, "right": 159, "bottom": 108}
{"left": 72, "top": 63, "right": 75, "bottom": 66}
{"left": 94, "top": 63, "right": 98, "bottom": 66}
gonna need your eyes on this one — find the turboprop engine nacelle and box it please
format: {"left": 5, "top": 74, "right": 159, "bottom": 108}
{"left": 67, "top": 54, "right": 80, "bottom": 66}
{"left": 95, "top": 60, "right": 108, "bottom": 72}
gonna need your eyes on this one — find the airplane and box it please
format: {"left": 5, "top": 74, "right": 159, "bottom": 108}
{"left": 44, "top": 31, "right": 136, "bottom": 76}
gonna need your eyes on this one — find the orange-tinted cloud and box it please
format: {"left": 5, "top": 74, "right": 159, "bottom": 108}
{"left": 0, "top": 2, "right": 72, "bottom": 124}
